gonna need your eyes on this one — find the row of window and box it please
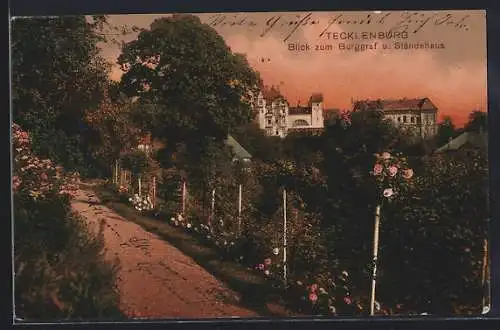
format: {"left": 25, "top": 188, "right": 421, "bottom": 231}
{"left": 394, "top": 114, "right": 435, "bottom": 124}
{"left": 397, "top": 115, "right": 420, "bottom": 124}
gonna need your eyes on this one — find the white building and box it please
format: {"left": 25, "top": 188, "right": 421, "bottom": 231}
{"left": 253, "top": 86, "right": 325, "bottom": 138}
{"left": 352, "top": 97, "right": 438, "bottom": 139}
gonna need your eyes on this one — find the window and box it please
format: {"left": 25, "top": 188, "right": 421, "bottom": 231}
{"left": 292, "top": 119, "right": 309, "bottom": 127}
{"left": 410, "top": 117, "right": 415, "bottom": 123}
{"left": 398, "top": 117, "right": 401, "bottom": 122}
{"left": 403, "top": 116, "right": 407, "bottom": 123}
{"left": 267, "top": 119, "right": 272, "bottom": 125}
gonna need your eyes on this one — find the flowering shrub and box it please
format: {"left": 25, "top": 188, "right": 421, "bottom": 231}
{"left": 12, "top": 123, "right": 122, "bottom": 319}
{"left": 370, "top": 152, "right": 414, "bottom": 204}
{"left": 129, "top": 194, "right": 154, "bottom": 212}
{"left": 12, "top": 123, "right": 80, "bottom": 201}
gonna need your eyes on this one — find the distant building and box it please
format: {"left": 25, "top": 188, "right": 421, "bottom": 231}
{"left": 225, "top": 135, "right": 252, "bottom": 162}
{"left": 352, "top": 97, "right": 438, "bottom": 139}
{"left": 253, "top": 86, "right": 325, "bottom": 138}
{"left": 435, "top": 129, "right": 488, "bottom": 153}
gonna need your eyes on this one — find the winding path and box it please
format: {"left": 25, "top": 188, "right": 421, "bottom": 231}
{"left": 71, "top": 182, "right": 258, "bottom": 319}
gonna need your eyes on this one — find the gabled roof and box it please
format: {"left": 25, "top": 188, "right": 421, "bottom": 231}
{"left": 261, "top": 86, "right": 285, "bottom": 102}
{"left": 435, "top": 131, "right": 488, "bottom": 153}
{"left": 225, "top": 135, "right": 252, "bottom": 160}
{"left": 353, "top": 98, "right": 437, "bottom": 112}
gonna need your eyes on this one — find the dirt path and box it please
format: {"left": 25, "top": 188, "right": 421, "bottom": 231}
{"left": 71, "top": 182, "right": 258, "bottom": 319}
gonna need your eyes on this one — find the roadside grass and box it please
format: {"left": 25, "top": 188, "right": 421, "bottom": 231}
{"left": 93, "top": 183, "right": 297, "bottom": 317}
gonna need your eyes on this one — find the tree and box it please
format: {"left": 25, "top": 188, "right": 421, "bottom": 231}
{"left": 436, "top": 116, "right": 457, "bottom": 146}
{"left": 11, "top": 16, "right": 111, "bottom": 174}
{"left": 83, "top": 90, "right": 141, "bottom": 176}
{"left": 319, "top": 110, "right": 410, "bottom": 295}
{"left": 230, "top": 122, "right": 284, "bottom": 162}
{"left": 118, "top": 14, "right": 262, "bottom": 146}
{"left": 464, "top": 110, "right": 488, "bottom": 133}
{"left": 380, "top": 150, "right": 488, "bottom": 314}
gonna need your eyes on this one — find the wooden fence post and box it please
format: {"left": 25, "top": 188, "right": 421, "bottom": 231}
{"left": 238, "top": 184, "right": 242, "bottom": 234}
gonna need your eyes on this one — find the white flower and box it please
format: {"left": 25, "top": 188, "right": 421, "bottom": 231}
{"left": 264, "top": 270, "right": 270, "bottom": 276}
{"left": 374, "top": 301, "right": 381, "bottom": 311}
{"left": 296, "top": 281, "right": 303, "bottom": 286}
{"left": 273, "top": 248, "right": 280, "bottom": 255}
{"left": 319, "top": 287, "right": 328, "bottom": 294}
{"left": 482, "top": 305, "right": 490, "bottom": 315}
{"left": 186, "top": 223, "right": 192, "bottom": 229}
{"left": 329, "top": 305, "right": 336, "bottom": 314}
{"left": 170, "top": 217, "right": 175, "bottom": 222}
{"left": 342, "top": 270, "right": 349, "bottom": 277}
{"left": 383, "top": 188, "right": 394, "bottom": 198}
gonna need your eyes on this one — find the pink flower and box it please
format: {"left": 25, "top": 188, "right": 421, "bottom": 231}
{"left": 12, "top": 176, "right": 21, "bottom": 191}
{"left": 381, "top": 152, "right": 391, "bottom": 160}
{"left": 310, "top": 284, "right": 318, "bottom": 292}
{"left": 402, "top": 168, "right": 414, "bottom": 179}
{"left": 373, "top": 164, "right": 383, "bottom": 175}
{"left": 344, "top": 296, "right": 352, "bottom": 305}
{"left": 309, "top": 293, "right": 318, "bottom": 303}
{"left": 388, "top": 166, "right": 398, "bottom": 177}
{"left": 257, "top": 263, "right": 265, "bottom": 270}
{"left": 383, "top": 188, "right": 394, "bottom": 198}
{"left": 264, "top": 258, "right": 272, "bottom": 266}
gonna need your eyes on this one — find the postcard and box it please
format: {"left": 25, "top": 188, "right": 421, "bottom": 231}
{"left": 11, "top": 10, "right": 489, "bottom": 321}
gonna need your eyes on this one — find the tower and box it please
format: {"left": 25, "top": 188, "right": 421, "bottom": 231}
{"left": 309, "top": 93, "right": 324, "bottom": 128}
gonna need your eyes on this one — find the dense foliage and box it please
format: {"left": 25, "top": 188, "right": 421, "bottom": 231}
{"left": 11, "top": 17, "right": 111, "bottom": 176}
{"left": 12, "top": 12, "right": 489, "bottom": 318}
{"left": 118, "top": 15, "right": 262, "bottom": 148}
{"left": 127, "top": 108, "right": 489, "bottom": 316}
{"left": 12, "top": 123, "right": 122, "bottom": 320}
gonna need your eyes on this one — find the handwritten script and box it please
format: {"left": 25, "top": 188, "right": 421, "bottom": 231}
{"left": 206, "top": 11, "right": 471, "bottom": 43}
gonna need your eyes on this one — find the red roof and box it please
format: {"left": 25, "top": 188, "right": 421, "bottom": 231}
{"left": 353, "top": 98, "right": 437, "bottom": 112}
{"left": 309, "top": 93, "right": 324, "bottom": 103}
{"left": 138, "top": 133, "right": 152, "bottom": 145}
{"left": 261, "top": 86, "right": 285, "bottom": 102}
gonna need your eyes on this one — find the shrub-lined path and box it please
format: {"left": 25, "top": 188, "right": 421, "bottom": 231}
{"left": 71, "top": 182, "right": 258, "bottom": 319}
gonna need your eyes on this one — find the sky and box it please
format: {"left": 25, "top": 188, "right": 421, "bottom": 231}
{"left": 99, "top": 10, "right": 487, "bottom": 127}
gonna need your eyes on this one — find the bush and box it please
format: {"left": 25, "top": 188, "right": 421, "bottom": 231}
{"left": 12, "top": 123, "right": 122, "bottom": 320}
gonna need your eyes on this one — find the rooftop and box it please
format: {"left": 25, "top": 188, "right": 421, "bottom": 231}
{"left": 353, "top": 97, "right": 437, "bottom": 112}
{"left": 261, "top": 86, "right": 285, "bottom": 102}
{"left": 435, "top": 130, "right": 488, "bottom": 153}
{"left": 225, "top": 135, "right": 252, "bottom": 160}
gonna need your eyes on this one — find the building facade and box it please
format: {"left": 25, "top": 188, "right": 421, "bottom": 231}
{"left": 352, "top": 97, "right": 438, "bottom": 139}
{"left": 253, "top": 86, "right": 325, "bottom": 138}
